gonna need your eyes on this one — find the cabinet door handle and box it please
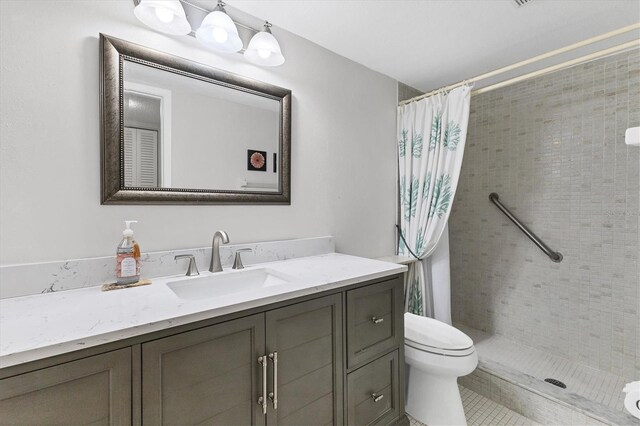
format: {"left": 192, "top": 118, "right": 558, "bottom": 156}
{"left": 371, "top": 316, "right": 384, "bottom": 324}
{"left": 371, "top": 393, "right": 384, "bottom": 403}
{"left": 268, "top": 352, "right": 278, "bottom": 410}
{"left": 258, "top": 355, "right": 267, "bottom": 414}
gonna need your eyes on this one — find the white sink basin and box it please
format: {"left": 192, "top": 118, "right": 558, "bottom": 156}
{"left": 166, "top": 268, "right": 293, "bottom": 300}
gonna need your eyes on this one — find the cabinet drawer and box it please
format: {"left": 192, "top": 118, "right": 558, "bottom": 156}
{"left": 346, "top": 277, "right": 402, "bottom": 367}
{"left": 347, "top": 350, "right": 400, "bottom": 426}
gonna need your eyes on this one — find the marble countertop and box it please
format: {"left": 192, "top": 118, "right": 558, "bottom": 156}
{"left": 0, "top": 253, "right": 406, "bottom": 369}
{"left": 376, "top": 255, "right": 419, "bottom": 265}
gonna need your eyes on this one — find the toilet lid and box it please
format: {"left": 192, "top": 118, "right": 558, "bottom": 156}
{"left": 404, "top": 313, "right": 474, "bottom": 351}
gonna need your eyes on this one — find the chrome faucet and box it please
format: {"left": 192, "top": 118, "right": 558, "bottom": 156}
{"left": 209, "top": 230, "right": 229, "bottom": 272}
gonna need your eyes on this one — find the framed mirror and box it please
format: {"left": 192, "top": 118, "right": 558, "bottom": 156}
{"left": 100, "top": 34, "right": 291, "bottom": 204}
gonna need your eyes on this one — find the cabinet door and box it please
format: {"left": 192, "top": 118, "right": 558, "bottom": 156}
{"left": 265, "top": 294, "right": 343, "bottom": 426}
{"left": 142, "top": 314, "right": 266, "bottom": 426}
{"left": 0, "top": 348, "right": 132, "bottom": 425}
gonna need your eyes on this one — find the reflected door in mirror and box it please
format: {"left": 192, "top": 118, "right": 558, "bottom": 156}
{"left": 124, "top": 127, "right": 159, "bottom": 187}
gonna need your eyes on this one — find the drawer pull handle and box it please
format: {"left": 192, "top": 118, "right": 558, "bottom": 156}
{"left": 371, "top": 316, "right": 384, "bottom": 324}
{"left": 371, "top": 393, "right": 384, "bottom": 403}
{"left": 258, "top": 355, "right": 267, "bottom": 414}
{"left": 268, "top": 352, "right": 278, "bottom": 410}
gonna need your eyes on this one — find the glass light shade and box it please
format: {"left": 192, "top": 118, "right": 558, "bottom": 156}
{"left": 244, "top": 29, "right": 285, "bottom": 67}
{"left": 133, "top": 0, "right": 191, "bottom": 35}
{"left": 195, "top": 9, "right": 243, "bottom": 53}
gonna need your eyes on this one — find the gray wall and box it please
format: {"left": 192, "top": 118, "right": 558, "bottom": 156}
{"left": 171, "top": 90, "right": 278, "bottom": 190}
{"left": 450, "top": 49, "right": 640, "bottom": 379}
{"left": 0, "top": 1, "right": 398, "bottom": 266}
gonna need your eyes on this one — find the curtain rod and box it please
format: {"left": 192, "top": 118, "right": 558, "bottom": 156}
{"left": 399, "top": 22, "right": 640, "bottom": 106}
{"left": 472, "top": 40, "right": 639, "bottom": 96}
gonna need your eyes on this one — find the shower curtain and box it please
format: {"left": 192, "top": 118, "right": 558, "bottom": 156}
{"left": 397, "top": 85, "right": 471, "bottom": 316}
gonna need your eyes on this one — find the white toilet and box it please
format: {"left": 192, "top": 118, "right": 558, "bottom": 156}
{"left": 404, "top": 312, "right": 478, "bottom": 426}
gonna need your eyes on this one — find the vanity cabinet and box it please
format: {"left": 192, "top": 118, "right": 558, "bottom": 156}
{"left": 142, "top": 294, "right": 343, "bottom": 426}
{"left": 0, "top": 348, "right": 132, "bottom": 425}
{"left": 0, "top": 274, "right": 404, "bottom": 426}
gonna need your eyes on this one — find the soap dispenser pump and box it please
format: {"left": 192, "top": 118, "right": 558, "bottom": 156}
{"left": 116, "top": 220, "right": 140, "bottom": 285}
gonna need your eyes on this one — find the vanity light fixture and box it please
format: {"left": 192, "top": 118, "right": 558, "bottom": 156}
{"left": 133, "top": 0, "right": 191, "bottom": 35}
{"left": 244, "top": 22, "right": 285, "bottom": 67}
{"left": 195, "top": 1, "right": 243, "bottom": 53}
{"left": 131, "top": 0, "right": 285, "bottom": 66}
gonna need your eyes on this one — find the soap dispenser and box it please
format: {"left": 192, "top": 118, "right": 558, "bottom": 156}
{"left": 116, "top": 220, "right": 140, "bottom": 285}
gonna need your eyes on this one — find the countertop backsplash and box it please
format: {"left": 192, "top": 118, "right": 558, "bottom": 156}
{"left": 0, "top": 236, "right": 334, "bottom": 299}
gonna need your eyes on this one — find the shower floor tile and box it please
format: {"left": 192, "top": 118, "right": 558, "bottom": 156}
{"left": 456, "top": 324, "right": 631, "bottom": 413}
{"left": 407, "top": 386, "right": 541, "bottom": 426}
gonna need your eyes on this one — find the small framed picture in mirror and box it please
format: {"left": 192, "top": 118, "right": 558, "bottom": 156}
{"left": 248, "top": 150, "right": 267, "bottom": 172}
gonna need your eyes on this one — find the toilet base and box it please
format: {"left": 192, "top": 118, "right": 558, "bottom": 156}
{"left": 405, "top": 364, "right": 467, "bottom": 426}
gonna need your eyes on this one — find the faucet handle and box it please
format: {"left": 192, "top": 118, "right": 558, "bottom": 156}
{"left": 175, "top": 254, "right": 200, "bottom": 276}
{"left": 232, "top": 248, "right": 253, "bottom": 270}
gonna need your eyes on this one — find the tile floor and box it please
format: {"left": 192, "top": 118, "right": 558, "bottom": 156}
{"left": 456, "top": 324, "right": 631, "bottom": 413}
{"left": 408, "top": 386, "right": 541, "bottom": 426}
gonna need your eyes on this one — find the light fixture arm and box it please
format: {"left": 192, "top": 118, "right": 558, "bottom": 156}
{"left": 213, "top": 1, "right": 226, "bottom": 13}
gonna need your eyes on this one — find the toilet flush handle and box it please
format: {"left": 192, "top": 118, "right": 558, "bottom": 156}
{"left": 371, "top": 316, "right": 384, "bottom": 324}
{"left": 371, "top": 393, "right": 384, "bottom": 403}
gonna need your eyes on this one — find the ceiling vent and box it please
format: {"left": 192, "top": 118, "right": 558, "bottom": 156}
{"left": 514, "top": 0, "right": 533, "bottom": 6}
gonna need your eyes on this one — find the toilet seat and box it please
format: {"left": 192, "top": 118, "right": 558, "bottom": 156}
{"left": 405, "top": 313, "right": 474, "bottom": 356}
{"left": 405, "top": 338, "right": 475, "bottom": 357}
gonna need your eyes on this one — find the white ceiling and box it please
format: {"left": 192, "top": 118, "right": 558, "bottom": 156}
{"left": 225, "top": 0, "right": 640, "bottom": 92}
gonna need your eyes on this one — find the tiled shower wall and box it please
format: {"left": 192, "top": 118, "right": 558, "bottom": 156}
{"left": 398, "top": 82, "right": 422, "bottom": 102}
{"left": 449, "top": 49, "right": 640, "bottom": 378}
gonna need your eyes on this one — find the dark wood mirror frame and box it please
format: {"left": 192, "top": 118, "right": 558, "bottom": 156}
{"left": 100, "top": 34, "right": 291, "bottom": 205}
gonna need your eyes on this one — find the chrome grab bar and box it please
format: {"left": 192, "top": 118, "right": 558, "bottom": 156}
{"left": 489, "top": 193, "right": 563, "bottom": 263}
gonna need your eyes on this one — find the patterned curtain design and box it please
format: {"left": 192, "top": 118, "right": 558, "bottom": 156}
{"left": 398, "top": 86, "right": 471, "bottom": 315}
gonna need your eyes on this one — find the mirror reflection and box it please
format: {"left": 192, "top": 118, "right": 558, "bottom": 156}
{"left": 122, "top": 60, "right": 280, "bottom": 192}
